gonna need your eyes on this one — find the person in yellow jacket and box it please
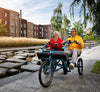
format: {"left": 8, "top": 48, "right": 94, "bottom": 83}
{"left": 66, "top": 28, "right": 84, "bottom": 69}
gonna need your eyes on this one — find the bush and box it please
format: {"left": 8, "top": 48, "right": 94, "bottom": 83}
{"left": 83, "top": 35, "right": 100, "bottom": 42}
{"left": 0, "top": 37, "right": 49, "bottom": 48}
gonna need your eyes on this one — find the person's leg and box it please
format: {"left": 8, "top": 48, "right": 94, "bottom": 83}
{"left": 65, "top": 50, "right": 72, "bottom": 56}
{"left": 61, "top": 50, "right": 72, "bottom": 74}
{"left": 69, "top": 49, "right": 81, "bottom": 69}
{"left": 72, "top": 49, "right": 81, "bottom": 63}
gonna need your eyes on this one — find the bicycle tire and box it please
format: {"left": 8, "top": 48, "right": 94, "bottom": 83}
{"left": 39, "top": 59, "right": 54, "bottom": 87}
{"left": 77, "top": 58, "right": 83, "bottom": 75}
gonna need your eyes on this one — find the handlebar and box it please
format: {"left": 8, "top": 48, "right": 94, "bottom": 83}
{"left": 62, "top": 40, "right": 80, "bottom": 45}
{"left": 42, "top": 40, "right": 80, "bottom": 52}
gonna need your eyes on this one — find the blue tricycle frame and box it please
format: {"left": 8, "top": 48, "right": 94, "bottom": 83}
{"left": 37, "top": 42, "right": 83, "bottom": 87}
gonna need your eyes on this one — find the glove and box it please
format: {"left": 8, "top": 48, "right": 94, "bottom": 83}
{"left": 62, "top": 41, "right": 67, "bottom": 45}
{"left": 74, "top": 40, "right": 78, "bottom": 44}
{"left": 67, "top": 40, "right": 71, "bottom": 44}
{"left": 48, "top": 42, "right": 50, "bottom": 45}
{"left": 54, "top": 43, "right": 58, "bottom": 46}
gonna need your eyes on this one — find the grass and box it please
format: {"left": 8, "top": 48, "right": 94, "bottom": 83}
{"left": 91, "top": 61, "right": 100, "bottom": 74}
{"left": 0, "top": 37, "right": 49, "bottom": 48}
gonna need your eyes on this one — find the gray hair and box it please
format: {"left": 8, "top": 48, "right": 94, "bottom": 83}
{"left": 53, "top": 31, "right": 60, "bottom": 38}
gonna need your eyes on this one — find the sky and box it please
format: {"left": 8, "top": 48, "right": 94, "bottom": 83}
{"left": 0, "top": 0, "right": 91, "bottom": 28}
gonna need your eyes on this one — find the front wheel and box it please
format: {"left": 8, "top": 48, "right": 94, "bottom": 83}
{"left": 39, "top": 59, "right": 54, "bottom": 87}
{"left": 77, "top": 58, "right": 83, "bottom": 75}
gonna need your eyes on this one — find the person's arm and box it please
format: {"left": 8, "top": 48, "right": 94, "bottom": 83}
{"left": 46, "top": 39, "right": 53, "bottom": 47}
{"left": 78, "top": 37, "right": 84, "bottom": 48}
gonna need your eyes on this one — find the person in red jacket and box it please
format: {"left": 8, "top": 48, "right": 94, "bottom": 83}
{"left": 46, "top": 31, "right": 63, "bottom": 51}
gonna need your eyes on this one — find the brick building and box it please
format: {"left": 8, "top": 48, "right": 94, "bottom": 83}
{"left": 43, "top": 25, "right": 51, "bottom": 39}
{"left": 33, "top": 24, "right": 39, "bottom": 38}
{"left": 0, "top": 7, "right": 52, "bottom": 38}
{"left": 0, "top": 7, "right": 10, "bottom": 36}
{"left": 21, "top": 19, "right": 27, "bottom": 37}
{"left": 9, "top": 10, "right": 19, "bottom": 37}
{"left": 27, "top": 22, "right": 33, "bottom": 38}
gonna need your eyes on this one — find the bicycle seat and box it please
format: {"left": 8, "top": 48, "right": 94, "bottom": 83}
{"left": 51, "top": 53, "right": 68, "bottom": 60}
{"left": 37, "top": 52, "right": 50, "bottom": 59}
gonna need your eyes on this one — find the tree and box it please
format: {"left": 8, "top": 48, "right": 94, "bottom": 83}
{"left": 51, "top": 3, "right": 63, "bottom": 34}
{"left": 62, "top": 14, "right": 71, "bottom": 39}
{"left": 73, "top": 21, "right": 84, "bottom": 36}
{"left": 70, "top": 0, "right": 100, "bottom": 35}
{"left": 0, "top": 19, "right": 8, "bottom": 36}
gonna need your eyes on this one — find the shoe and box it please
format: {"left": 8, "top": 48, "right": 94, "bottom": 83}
{"left": 69, "top": 63, "right": 74, "bottom": 69}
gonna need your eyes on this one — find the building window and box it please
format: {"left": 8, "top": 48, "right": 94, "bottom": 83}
{"left": 11, "top": 14, "right": 14, "bottom": 19}
{"left": 5, "top": 13, "right": 7, "bottom": 17}
{"left": 42, "top": 27, "right": 43, "bottom": 37}
{"left": 31, "top": 26, "right": 33, "bottom": 30}
{"left": 11, "top": 27, "right": 14, "bottom": 37}
{"left": 5, "top": 21, "right": 7, "bottom": 25}
{"left": 34, "top": 31, "right": 36, "bottom": 38}
{"left": 24, "top": 24, "right": 26, "bottom": 28}
{"left": 16, "top": 23, "right": 17, "bottom": 26}
{"left": 34, "top": 26, "right": 36, "bottom": 29}
{"left": 16, "top": 16, "right": 18, "bottom": 20}
{"left": 46, "top": 33, "right": 48, "bottom": 39}
{"left": 11, "top": 33, "right": 14, "bottom": 36}
{"left": 11, "top": 21, "right": 14, "bottom": 25}
{"left": 24, "top": 30, "right": 26, "bottom": 35}
{"left": 21, "top": 30, "right": 22, "bottom": 34}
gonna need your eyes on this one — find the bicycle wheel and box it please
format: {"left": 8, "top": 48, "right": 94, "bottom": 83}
{"left": 77, "top": 58, "right": 83, "bottom": 75}
{"left": 62, "top": 61, "right": 68, "bottom": 75}
{"left": 39, "top": 59, "right": 54, "bottom": 87}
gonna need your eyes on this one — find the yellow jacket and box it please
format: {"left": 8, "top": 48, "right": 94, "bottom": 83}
{"left": 67, "top": 35, "right": 84, "bottom": 50}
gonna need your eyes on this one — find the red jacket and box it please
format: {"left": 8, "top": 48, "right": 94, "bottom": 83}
{"left": 46, "top": 38, "right": 63, "bottom": 51}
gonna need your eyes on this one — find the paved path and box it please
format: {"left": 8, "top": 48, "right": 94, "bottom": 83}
{"left": 0, "top": 46, "right": 100, "bottom": 92}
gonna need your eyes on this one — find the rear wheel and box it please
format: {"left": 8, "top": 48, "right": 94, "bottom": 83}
{"left": 39, "top": 59, "right": 54, "bottom": 87}
{"left": 77, "top": 58, "right": 83, "bottom": 75}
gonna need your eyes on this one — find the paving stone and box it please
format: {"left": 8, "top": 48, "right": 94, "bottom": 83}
{"left": 28, "top": 50, "right": 35, "bottom": 53}
{"left": 20, "top": 64, "right": 40, "bottom": 72}
{"left": 27, "top": 53, "right": 35, "bottom": 57}
{"left": 0, "top": 62, "right": 24, "bottom": 69}
{"left": 0, "top": 55, "right": 7, "bottom": 59}
{"left": 31, "top": 61, "right": 38, "bottom": 64}
{"left": 0, "top": 52, "right": 13, "bottom": 55}
{"left": 0, "top": 52, "right": 8, "bottom": 55}
{"left": 13, "top": 56, "right": 26, "bottom": 60}
{"left": 32, "top": 57, "right": 40, "bottom": 61}
{"left": 0, "top": 57, "right": 6, "bottom": 60}
{"left": 15, "top": 51, "right": 24, "bottom": 55}
{"left": 6, "top": 52, "right": 14, "bottom": 56}
{"left": 8, "top": 69, "right": 19, "bottom": 75}
{"left": 17, "top": 53, "right": 28, "bottom": 57}
{"left": 6, "top": 58, "right": 27, "bottom": 64}
{"left": 0, "top": 68, "right": 8, "bottom": 77}
{"left": 0, "top": 60, "right": 4, "bottom": 63}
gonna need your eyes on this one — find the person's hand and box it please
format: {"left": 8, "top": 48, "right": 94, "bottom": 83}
{"left": 74, "top": 40, "right": 78, "bottom": 44}
{"left": 74, "top": 40, "right": 81, "bottom": 45}
{"left": 62, "top": 41, "right": 67, "bottom": 45}
{"left": 78, "top": 42, "right": 81, "bottom": 45}
{"left": 54, "top": 43, "right": 58, "bottom": 46}
{"left": 67, "top": 40, "right": 71, "bottom": 44}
